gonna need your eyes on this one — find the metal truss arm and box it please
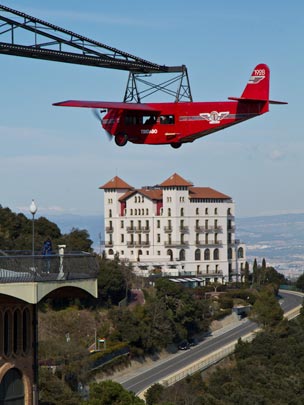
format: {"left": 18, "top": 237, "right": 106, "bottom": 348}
{"left": 0, "top": 4, "right": 184, "bottom": 73}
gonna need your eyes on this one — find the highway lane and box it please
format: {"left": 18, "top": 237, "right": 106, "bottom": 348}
{"left": 122, "top": 290, "right": 303, "bottom": 394}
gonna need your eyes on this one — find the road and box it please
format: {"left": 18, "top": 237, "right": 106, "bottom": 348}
{"left": 121, "top": 290, "right": 303, "bottom": 394}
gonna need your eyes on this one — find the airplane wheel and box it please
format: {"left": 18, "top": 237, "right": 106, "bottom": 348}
{"left": 115, "top": 133, "right": 128, "bottom": 147}
{"left": 171, "top": 142, "right": 181, "bottom": 149}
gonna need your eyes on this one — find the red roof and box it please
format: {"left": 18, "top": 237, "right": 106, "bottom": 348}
{"left": 160, "top": 173, "right": 193, "bottom": 187}
{"left": 189, "top": 187, "right": 231, "bottom": 200}
{"left": 99, "top": 176, "right": 133, "bottom": 190}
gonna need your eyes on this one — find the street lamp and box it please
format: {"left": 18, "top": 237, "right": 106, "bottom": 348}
{"left": 29, "top": 199, "right": 39, "bottom": 405}
{"left": 29, "top": 199, "right": 37, "bottom": 257}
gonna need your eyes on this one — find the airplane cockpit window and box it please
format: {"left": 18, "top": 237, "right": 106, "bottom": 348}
{"left": 160, "top": 115, "right": 174, "bottom": 124}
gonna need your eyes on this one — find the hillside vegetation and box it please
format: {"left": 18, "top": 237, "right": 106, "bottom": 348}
{"left": 0, "top": 205, "right": 93, "bottom": 252}
{"left": 146, "top": 309, "right": 304, "bottom": 405}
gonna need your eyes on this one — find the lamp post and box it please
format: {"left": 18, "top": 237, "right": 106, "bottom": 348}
{"left": 30, "top": 199, "right": 39, "bottom": 405}
{"left": 29, "top": 199, "right": 37, "bottom": 257}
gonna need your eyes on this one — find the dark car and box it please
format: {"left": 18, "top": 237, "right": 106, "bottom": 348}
{"left": 178, "top": 340, "right": 190, "bottom": 350}
{"left": 188, "top": 337, "right": 198, "bottom": 347}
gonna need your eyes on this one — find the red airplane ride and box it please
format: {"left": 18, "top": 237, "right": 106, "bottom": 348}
{"left": 54, "top": 63, "right": 286, "bottom": 148}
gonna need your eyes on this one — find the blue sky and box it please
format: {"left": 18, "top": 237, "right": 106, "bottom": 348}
{"left": 0, "top": 1, "right": 303, "bottom": 219}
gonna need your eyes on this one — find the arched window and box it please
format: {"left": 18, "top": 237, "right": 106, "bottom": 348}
{"left": 196, "top": 207, "right": 199, "bottom": 215}
{"left": 204, "top": 248, "right": 210, "bottom": 261}
{"left": 4, "top": 310, "right": 12, "bottom": 357}
{"left": 238, "top": 247, "right": 244, "bottom": 258}
{"left": 227, "top": 208, "right": 231, "bottom": 216}
{"left": 180, "top": 208, "right": 184, "bottom": 217}
{"left": 135, "top": 209, "right": 137, "bottom": 215}
{"left": 135, "top": 196, "right": 137, "bottom": 203}
{"left": 167, "top": 249, "right": 173, "bottom": 261}
{"left": 205, "top": 207, "right": 209, "bottom": 215}
{"left": 214, "top": 208, "right": 218, "bottom": 215}
{"left": 0, "top": 368, "right": 24, "bottom": 403}
{"left": 195, "top": 249, "right": 201, "bottom": 261}
{"left": 213, "top": 248, "right": 219, "bottom": 260}
{"left": 168, "top": 208, "right": 171, "bottom": 217}
{"left": 108, "top": 249, "right": 114, "bottom": 255}
{"left": 22, "top": 308, "right": 31, "bottom": 354}
{"left": 179, "top": 249, "right": 185, "bottom": 261}
{"left": 109, "top": 209, "right": 112, "bottom": 218}
{"left": 228, "top": 247, "right": 232, "bottom": 259}
{"left": 130, "top": 209, "right": 133, "bottom": 215}
{"left": 13, "top": 309, "right": 21, "bottom": 355}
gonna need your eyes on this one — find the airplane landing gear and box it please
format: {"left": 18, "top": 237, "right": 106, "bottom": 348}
{"left": 115, "top": 133, "right": 128, "bottom": 147}
{"left": 171, "top": 142, "right": 181, "bottom": 149}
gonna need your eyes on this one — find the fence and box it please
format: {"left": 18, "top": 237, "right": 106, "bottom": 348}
{"left": 0, "top": 252, "right": 99, "bottom": 282}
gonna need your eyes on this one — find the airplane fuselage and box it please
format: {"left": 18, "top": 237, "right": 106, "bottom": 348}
{"left": 102, "top": 100, "right": 268, "bottom": 147}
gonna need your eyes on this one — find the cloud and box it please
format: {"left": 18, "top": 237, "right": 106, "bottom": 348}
{"left": 268, "top": 149, "right": 285, "bottom": 161}
{"left": 17, "top": 205, "right": 68, "bottom": 215}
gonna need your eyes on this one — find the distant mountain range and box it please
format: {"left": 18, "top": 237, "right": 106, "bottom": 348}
{"left": 46, "top": 212, "right": 304, "bottom": 277}
{"left": 236, "top": 213, "right": 304, "bottom": 277}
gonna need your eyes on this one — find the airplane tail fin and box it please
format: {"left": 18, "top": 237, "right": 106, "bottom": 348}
{"left": 241, "top": 63, "right": 270, "bottom": 101}
{"left": 228, "top": 63, "right": 287, "bottom": 107}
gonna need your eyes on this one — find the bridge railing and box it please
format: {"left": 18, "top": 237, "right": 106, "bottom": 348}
{"left": 0, "top": 251, "right": 99, "bottom": 283}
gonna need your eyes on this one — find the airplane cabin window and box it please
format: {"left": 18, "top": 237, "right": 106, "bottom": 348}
{"left": 125, "top": 115, "right": 141, "bottom": 125}
{"left": 160, "top": 115, "right": 174, "bottom": 124}
{"left": 143, "top": 115, "right": 156, "bottom": 125}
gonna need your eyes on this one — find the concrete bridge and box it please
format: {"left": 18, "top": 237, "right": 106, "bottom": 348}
{"left": 0, "top": 250, "right": 99, "bottom": 405}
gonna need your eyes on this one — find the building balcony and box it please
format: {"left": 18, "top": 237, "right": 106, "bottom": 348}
{"left": 126, "top": 226, "right": 135, "bottom": 233}
{"left": 228, "top": 239, "right": 241, "bottom": 246}
{"left": 198, "top": 270, "right": 223, "bottom": 276}
{"left": 164, "top": 226, "right": 172, "bottom": 233}
{"left": 105, "top": 227, "right": 114, "bottom": 233}
{"left": 179, "top": 226, "right": 189, "bottom": 233}
{"left": 105, "top": 242, "right": 113, "bottom": 247}
{"left": 134, "top": 226, "right": 150, "bottom": 233}
{"left": 195, "top": 226, "right": 223, "bottom": 233}
{"left": 134, "top": 241, "right": 150, "bottom": 247}
{"left": 195, "top": 226, "right": 206, "bottom": 233}
{"left": 164, "top": 241, "right": 189, "bottom": 247}
{"left": 227, "top": 226, "right": 235, "bottom": 232}
{"left": 127, "top": 241, "right": 135, "bottom": 247}
{"left": 195, "top": 240, "right": 223, "bottom": 246}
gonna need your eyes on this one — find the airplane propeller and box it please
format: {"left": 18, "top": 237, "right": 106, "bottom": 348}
{"left": 91, "top": 109, "right": 112, "bottom": 141}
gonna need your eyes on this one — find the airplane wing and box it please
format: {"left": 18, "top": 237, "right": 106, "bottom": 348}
{"left": 53, "top": 100, "right": 160, "bottom": 112}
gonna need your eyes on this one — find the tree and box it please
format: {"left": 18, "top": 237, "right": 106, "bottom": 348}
{"left": 61, "top": 228, "right": 93, "bottom": 252}
{"left": 145, "top": 383, "right": 164, "bottom": 405}
{"left": 97, "top": 257, "right": 127, "bottom": 306}
{"left": 250, "top": 287, "right": 283, "bottom": 329}
{"left": 39, "top": 368, "right": 81, "bottom": 405}
{"left": 243, "top": 261, "right": 250, "bottom": 284}
{"left": 296, "top": 273, "right": 304, "bottom": 291}
{"left": 84, "top": 381, "right": 145, "bottom": 405}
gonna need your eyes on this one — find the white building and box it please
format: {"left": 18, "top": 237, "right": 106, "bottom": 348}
{"left": 100, "top": 173, "right": 246, "bottom": 285}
